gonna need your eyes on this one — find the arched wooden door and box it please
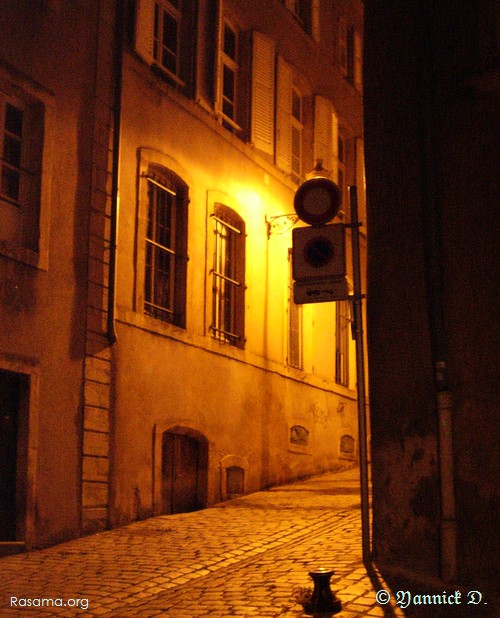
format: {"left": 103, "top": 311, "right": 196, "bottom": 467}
{"left": 161, "top": 431, "right": 200, "bottom": 514}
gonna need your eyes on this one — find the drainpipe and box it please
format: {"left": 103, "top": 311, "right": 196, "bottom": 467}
{"left": 421, "top": 186, "right": 457, "bottom": 582}
{"left": 418, "top": 4, "right": 457, "bottom": 583}
{"left": 422, "top": 193, "right": 457, "bottom": 582}
{"left": 106, "top": 0, "right": 124, "bottom": 344}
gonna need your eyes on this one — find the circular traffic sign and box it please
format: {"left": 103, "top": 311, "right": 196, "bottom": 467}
{"left": 303, "top": 236, "right": 335, "bottom": 267}
{"left": 294, "top": 177, "right": 341, "bottom": 225}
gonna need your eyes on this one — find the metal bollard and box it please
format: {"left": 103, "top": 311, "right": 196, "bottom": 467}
{"left": 308, "top": 568, "right": 342, "bottom": 614}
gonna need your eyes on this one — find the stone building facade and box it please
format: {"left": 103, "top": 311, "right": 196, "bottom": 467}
{"left": 364, "top": 0, "right": 499, "bottom": 601}
{"left": 0, "top": 0, "right": 366, "bottom": 549}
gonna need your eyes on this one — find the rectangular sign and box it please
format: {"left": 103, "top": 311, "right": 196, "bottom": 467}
{"left": 292, "top": 224, "right": 346, "bottom": 280}
{"left": 293, "top": 277, "right": 349, "bottom": 304}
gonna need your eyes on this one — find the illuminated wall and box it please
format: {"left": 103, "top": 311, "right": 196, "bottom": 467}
{"left": 0, "top": 0, "right": 366, "bottom": 546}
{"left": 110, "top": 0, "right": 366, "bottom": 524}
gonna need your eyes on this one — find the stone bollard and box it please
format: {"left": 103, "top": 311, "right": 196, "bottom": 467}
{"left": 308, "top": 568, "right": 342, "bottom": 614}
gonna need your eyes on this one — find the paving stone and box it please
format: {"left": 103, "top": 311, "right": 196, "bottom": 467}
{"left": 0, "top": 467, "right": 466, "bottom": 617}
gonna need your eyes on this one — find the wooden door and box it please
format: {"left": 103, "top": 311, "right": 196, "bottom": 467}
{"left": 0, "top": 371, "right": 21, "bottom": 541}
{"left": 162, "top": 432, "right": 199, "bottom": 514}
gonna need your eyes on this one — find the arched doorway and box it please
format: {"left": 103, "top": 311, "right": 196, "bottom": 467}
{"left": 160, "top": 428, "right": 208, "bottom": 515}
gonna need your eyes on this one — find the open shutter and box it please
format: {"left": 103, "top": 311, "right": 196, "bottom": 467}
{"left": 311, "top": 0, "right": 321, "bottom": 41}
{"left": 355, "top": 138, "right": 366, "bottom": 223}
{"left": 251, "top": 32, "right": 275, "bottom": 155}
{"left": 354, "top": 31, "right": 363, "bottom": 89}
{"left": 135, "top": 0, "right": 155, "bottom": 64}
{"left": 213, "top": 1, "right": 224, "bottom": 115}
{"left": 338, "top": 17, "right": 347, "bottom": 75}
{"left": 275, "top": 56, "right": 292, "bottom": 173}
{"left": 331, "top": 108, "right": 339, "bottom": 181}
{"left": 313, "top": 95, "right": 333, "bottom": 173}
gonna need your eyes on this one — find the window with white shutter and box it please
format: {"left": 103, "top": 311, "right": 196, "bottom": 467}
{"left": 275, "top": 56, "right": 292, "bottom": 173}
{"left": 135, "top": 0, "right": 155, "bottom": 64}
{"left": 291, "top": 87, "right": 303, "bottom": 182}
{"left": 313, "top": 96, "right": 339, "bottom": 182}
{"left": 313, "top": 95, "right": 332, "bottom": 173}
{"left": 251, "top": 32, "right": 275, "bottom": 155}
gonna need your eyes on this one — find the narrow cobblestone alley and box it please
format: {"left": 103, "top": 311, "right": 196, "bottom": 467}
{"left": 0, "top": 468, "right": 378, "bottom": 617}
{"left": 1, "top": 468, "right": 493, "bottom": 617}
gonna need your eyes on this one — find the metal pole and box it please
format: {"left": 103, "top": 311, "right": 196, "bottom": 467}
{"left": 348, "top": 185, "right": 371, "bottom": 564}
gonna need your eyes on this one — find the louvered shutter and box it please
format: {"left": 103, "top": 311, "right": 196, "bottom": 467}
{"left": 331, "top": 108, "right": 339, "bottom": 180}
{"left": 338, "top": 17, "right": 347, "bottom": 75}
{"left": 135, "top": 0, "right": 155, "bottom": 64}
{"left": 251, "top": 32, "right": 275, "bottom": 155}
{"left": 275, "top": 56, "right": 292, "bottom": 173}
{"left": 313, "top": 95, "right": 333, "bottom": 173}
{"left": 355, "top": 138, "right": 366, "bottom": 222}
{"left": 311, "top": 0, "right": 321, "bottom": 41}
{"left": 354, "top": 31, "right": 363, "bottom": 89}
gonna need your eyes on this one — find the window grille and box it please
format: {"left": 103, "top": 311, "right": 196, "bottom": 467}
{"left": 211, "top": 206, "right": 245, "bottom": 347}
{"left": 143, "top": 168, "right": 187, "bottom": 327}
{"left": 335, "top": 299, "right": 350, "bottom": 386}
{"left": 145, "top": 178, "right": 176, "bottom": 321}
{"left": 288, "top": 249, "right": 303, "bottom": 369}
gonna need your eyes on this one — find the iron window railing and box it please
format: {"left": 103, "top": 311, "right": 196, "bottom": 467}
{"left": 211, "top": 208, "right": 245, "bottom": 347}
{"left": 144, "top": 177, "right": 177, "bottom": 322}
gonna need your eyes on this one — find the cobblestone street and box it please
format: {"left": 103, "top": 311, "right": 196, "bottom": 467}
{"left": 1, "top": 468, "right": 383, "bottom": 617}
{"left": 2, "top": 467, "right": 490, "bottom": 618}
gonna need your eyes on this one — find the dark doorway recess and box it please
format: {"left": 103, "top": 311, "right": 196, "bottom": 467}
{"left": 0, "top": 370, "right": 25, "bottom": 542}
{"left": 161, "top": 428, "right": 208, "bottom": 515}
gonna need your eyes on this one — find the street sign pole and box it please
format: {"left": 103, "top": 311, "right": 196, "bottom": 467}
{"left": 348, "top": 185, "right": 371, "bottom": 565}
{"left": 291, "top": 173, "right": 371, "bottom": 564}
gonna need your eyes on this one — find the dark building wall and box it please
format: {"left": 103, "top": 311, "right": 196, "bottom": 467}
{"left": 0, "top": 0, "right": 115, "bottom": 548}
{"left": 364, "top": 0, "right": 499, "bottom": 593}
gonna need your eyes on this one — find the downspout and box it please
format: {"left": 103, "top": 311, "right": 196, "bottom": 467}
{"left": 418, "top": 5, "right": 457, "bottom": 583}
{"left": 421, "top": 170, "right": 457, "bottom": 583}
{"left": 107, "top": 0, "right": 125, "bottom": 344}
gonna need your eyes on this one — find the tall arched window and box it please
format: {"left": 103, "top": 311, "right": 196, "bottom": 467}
{"left": 210, "top": 204, "right": 245, "bottom": 348}
{"left": 143, "top": 164, "right": 188, "bottom": 327}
